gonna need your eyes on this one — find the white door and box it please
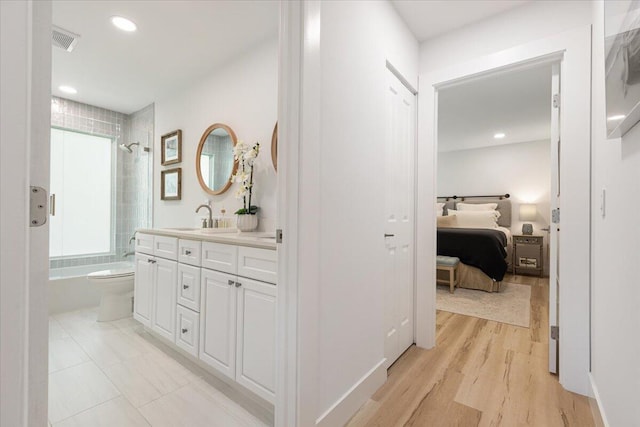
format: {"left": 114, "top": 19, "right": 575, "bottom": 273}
{"left": 134, "top": 253, "right": 154, "bottom": 327}
{"left": 383, "top": 68, "right": 416, "bottom": 368}
{"left": 549, "top": 63, "right": 561, "bottom": 374}
{"left": 236, "top": 277, "right": 277, "bottom": 403}
{"left": 200, "top": 268, "right": 237, "bottom": 379}
{"left": 151, "top": 258, "right": 177, "bottom": 342}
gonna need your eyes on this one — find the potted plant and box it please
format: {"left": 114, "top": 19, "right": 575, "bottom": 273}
{"left": 232, "top": 141, "right": 260, "bottom": 231}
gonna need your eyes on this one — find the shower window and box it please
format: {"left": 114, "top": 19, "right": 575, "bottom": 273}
{"left": 49, "top": 128, "right": 114, "bottom": 258}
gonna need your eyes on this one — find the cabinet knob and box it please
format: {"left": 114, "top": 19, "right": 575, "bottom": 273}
{"left": 228, "top": 279, "right": 235, "bottom": 286}
{"left": 147, "top": 259, "right": 156, "bottom": 264}
{"left": 181, "top": 328, "right": 188, "bottom": 334}
{"left": 235, "top": 282, "right": 242, "bottom": 288}
{"left": 183, "top": 284, "right": 189, "bottom": 289}
{"left": 185, "top": 250, "right": 191, "bottom": 255}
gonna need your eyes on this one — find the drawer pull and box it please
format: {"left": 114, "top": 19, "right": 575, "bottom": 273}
{"left": 181, "top": 328, "right": 188, "bottom": 334}
{"left": 228, "top": 279, "right": 235, "bottom": 286}
{"left": 147, "top": 259, "right": 156, "bottom": 264}
{"left": 183, "top": 284, "right": 189, "bottom": 290}
{"left": 235, "top": 282, "right": 242, "bottom": 288}
{"left": 185, "top": 250, "right": 192, "bottom": 255}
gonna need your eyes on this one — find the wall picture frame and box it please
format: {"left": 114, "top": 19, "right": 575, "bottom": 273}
{"left": 605, "top": 0, "right": 640, "bottom": 137}
{"left": 161, "top": 129, "right": 182, "bottom": 165}
{"left": 161, "top": 167, "right": 182, "bottom": 200}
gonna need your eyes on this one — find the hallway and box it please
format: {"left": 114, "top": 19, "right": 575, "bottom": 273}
{"left": 348, "top": 275, "right": 600, "bottom": 426}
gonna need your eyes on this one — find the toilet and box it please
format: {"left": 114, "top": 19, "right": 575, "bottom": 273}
{"left": 87, "top": 266, "right": 135, "bottom": 322}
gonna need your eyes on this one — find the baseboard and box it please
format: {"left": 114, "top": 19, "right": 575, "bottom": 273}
{"left": 315, "top": 359, "right": 387, "bottom": 427}
{"left": 589, "top": 373, "right": 610, "bottom": 427}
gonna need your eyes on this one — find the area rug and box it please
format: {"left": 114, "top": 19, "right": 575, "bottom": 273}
{"left": 436, "top": 281, "right": 531, "bottom": 328}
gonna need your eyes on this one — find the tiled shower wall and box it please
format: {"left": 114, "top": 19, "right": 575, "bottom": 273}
{"left": 50, "top": 97, "right": 153, "bottom": 269}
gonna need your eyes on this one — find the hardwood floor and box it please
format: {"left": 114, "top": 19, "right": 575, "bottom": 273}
{"left": 347, "top": 275, "right": 597, "bottom": 427}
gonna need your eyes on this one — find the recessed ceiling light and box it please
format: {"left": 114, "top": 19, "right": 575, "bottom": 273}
{"left": 58, "top": 85, "right": 77, "bottom": 94}
{"left": 111, "top": 16, "right": 137, "bottom": 32}
{"left": 494, "top": 132, "right": 506, "bottom": 139}
{"left": 607, "top": 114, "right": 626, "bottom": 121}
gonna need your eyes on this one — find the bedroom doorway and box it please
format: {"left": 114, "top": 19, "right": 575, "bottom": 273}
{"left": 416, "top": 25, "right": 592, "bottom": 395}
{"left": 433, "top": 61, "right": 559, "bottom": 372}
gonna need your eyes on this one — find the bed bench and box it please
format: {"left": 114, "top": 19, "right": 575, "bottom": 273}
{"left": 436, "top": 255, "right": 460, "bottom": 293}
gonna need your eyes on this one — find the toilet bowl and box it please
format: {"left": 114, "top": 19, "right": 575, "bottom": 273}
{"left": 87, "top": 266, "right": 135, "bottom": 322}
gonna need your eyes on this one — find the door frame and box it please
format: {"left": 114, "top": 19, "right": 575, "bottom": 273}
{"left": 416, "top": 25, "right": 592, "bottom": 396}
{"left": 0, "top": 0, "right": 52, "bottom": 425}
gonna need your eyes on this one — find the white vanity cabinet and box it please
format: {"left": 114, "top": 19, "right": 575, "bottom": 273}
{"left": 199, "top": 245, "right": 277, "bottom": 403}
{"left": 133, "top": 229, "right": 277, "bottom": 404}
{"left": 133, "top": 233, "right": 178, "bottom": 341}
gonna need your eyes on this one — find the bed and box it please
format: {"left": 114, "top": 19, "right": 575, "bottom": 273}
{"left": 436, "top": 196, "right": 513, "bottom": 292}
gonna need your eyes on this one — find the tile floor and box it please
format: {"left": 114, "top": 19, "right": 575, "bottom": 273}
{"left": 48, "top": 308, "right": 272, "bottom": 427}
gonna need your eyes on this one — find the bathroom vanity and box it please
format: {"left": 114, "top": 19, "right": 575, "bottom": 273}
{"left": 133, "top": 228, "right": 277, "bottom": 404}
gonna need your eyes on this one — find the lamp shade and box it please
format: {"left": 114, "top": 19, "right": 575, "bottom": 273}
{"left": 519, "top": 204, "right": 537, "bottom": 221}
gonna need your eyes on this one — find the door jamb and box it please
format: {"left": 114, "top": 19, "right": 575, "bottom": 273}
{"left": 416, "top": 25, "right": 592, "bottom": 396}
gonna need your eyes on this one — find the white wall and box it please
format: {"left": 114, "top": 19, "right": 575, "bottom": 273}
{"left": 419, "top": 0, "right": 592, "bottom": 74}
{"left": 306, "top": 1, "right": 418, "bottom": 424}
{"left": 590, "top": 2, "right": 640, "bottom": 425}
{"left": 438, "top": 140, "right": 551, "bottom": 274}
{"left": 154, "top": 39, "right": 278, "bottom": 230}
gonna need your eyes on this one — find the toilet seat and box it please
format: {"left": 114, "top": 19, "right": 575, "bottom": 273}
{"left": 87, "top": 267, "right": 134, "bottom": 280}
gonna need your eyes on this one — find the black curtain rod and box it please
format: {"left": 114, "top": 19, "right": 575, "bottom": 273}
{"left": 437, "top": 193, "right": 510, "bottom": 201}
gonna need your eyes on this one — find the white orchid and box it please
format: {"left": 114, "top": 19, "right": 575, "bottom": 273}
{"left": 233, "top": 141, "right": 248, "bottom": 160}
{"left": 233, "top": 141, "right": 261, "bottom": 215}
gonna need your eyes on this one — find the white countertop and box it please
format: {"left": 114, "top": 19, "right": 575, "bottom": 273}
{"left": 136, "top": 228, "right": 277, "bottom": 250}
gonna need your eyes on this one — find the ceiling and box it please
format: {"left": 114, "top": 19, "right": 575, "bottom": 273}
{"left": 52, "top": 1, "right": 279, "bottom": 114}
{"left": 391, "top": 0, "right": 530, "bottom": 42}
{"left": 438, "top": 63, "right": 552, "bottom": 152}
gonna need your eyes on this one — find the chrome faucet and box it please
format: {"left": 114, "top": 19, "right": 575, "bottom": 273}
{"left": 196, "top": 204, "right": 214, "bottom": 228}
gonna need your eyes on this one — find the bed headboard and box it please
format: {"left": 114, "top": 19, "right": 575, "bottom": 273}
{"left": 437, "top": 194, "right": 512, "bottom": 227}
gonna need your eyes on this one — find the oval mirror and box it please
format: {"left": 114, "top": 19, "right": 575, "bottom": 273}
{"left": 196, "top": 123, "right": 238, "bottom": 195}
{"left": 271, "top": 122, "right": 278, "bottom": 171}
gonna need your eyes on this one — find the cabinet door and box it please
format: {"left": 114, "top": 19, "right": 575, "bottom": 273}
{"left": 177, "top": 263, "right": 201, "bottom": 312}
{"left": 200, "top": 269, "right": 237, "bottom": 379}
{"left": 235, "top": 277, "right": 276, "bottom": 403}
{"left": 151, "top": 258, "right": 177, "bottom": 342}
{"left": 133, "top": 253, "right": 154, "bottom": 327}
{"left": 176, "top": 305, "right": 199, "bottom": 357}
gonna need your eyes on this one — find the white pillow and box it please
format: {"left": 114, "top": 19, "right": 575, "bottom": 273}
{"left": 436, "top": 202, "right": 445, "bottom": 217}
{"left": 447, "top": 209, "right": 500, "bottom": 228}
{"left": 456, "top": 202, "right": 498, "bottom": 211}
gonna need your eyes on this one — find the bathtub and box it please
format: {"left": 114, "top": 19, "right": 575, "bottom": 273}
{"left": 49, "top": 261, "right": 134, "bottom": 314}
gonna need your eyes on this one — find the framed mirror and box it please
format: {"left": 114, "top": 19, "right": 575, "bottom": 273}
{"left": 271, "top": 122, "right": 278, "bottom": 171}
{"left": 196, "top": 123, "right": 238, "bottom": 195}
{"left": 161, "top": 168, "right": 182, "bottom": 200}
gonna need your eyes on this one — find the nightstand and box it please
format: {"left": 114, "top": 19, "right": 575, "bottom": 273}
{"left": 513, "top": 234, "right": 544, "bottom": 277}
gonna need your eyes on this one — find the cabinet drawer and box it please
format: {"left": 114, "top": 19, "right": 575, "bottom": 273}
{"left": 175, "top": 305, "right": 199, "bottom": 357}
{"left": 135, "top": 233, "right": 154, "bottom": 255}
{"left": 154, "top": 235, "right": 178, "bottom": 260}
{"left": 238, "top": 246, "right": 277, "bottom": 284}
{"left": 177, "top": 263, "right": 201, "bottom": 312}
{"left": 179, "top": 239, "right": 201, "bottom": 267}
{"left": 202, "top": 242, "right": 237, "bottom": 275}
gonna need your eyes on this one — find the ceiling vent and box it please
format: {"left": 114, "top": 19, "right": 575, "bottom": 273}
{"left": 52, "top": 25, "right": 80, "bottom": 52}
